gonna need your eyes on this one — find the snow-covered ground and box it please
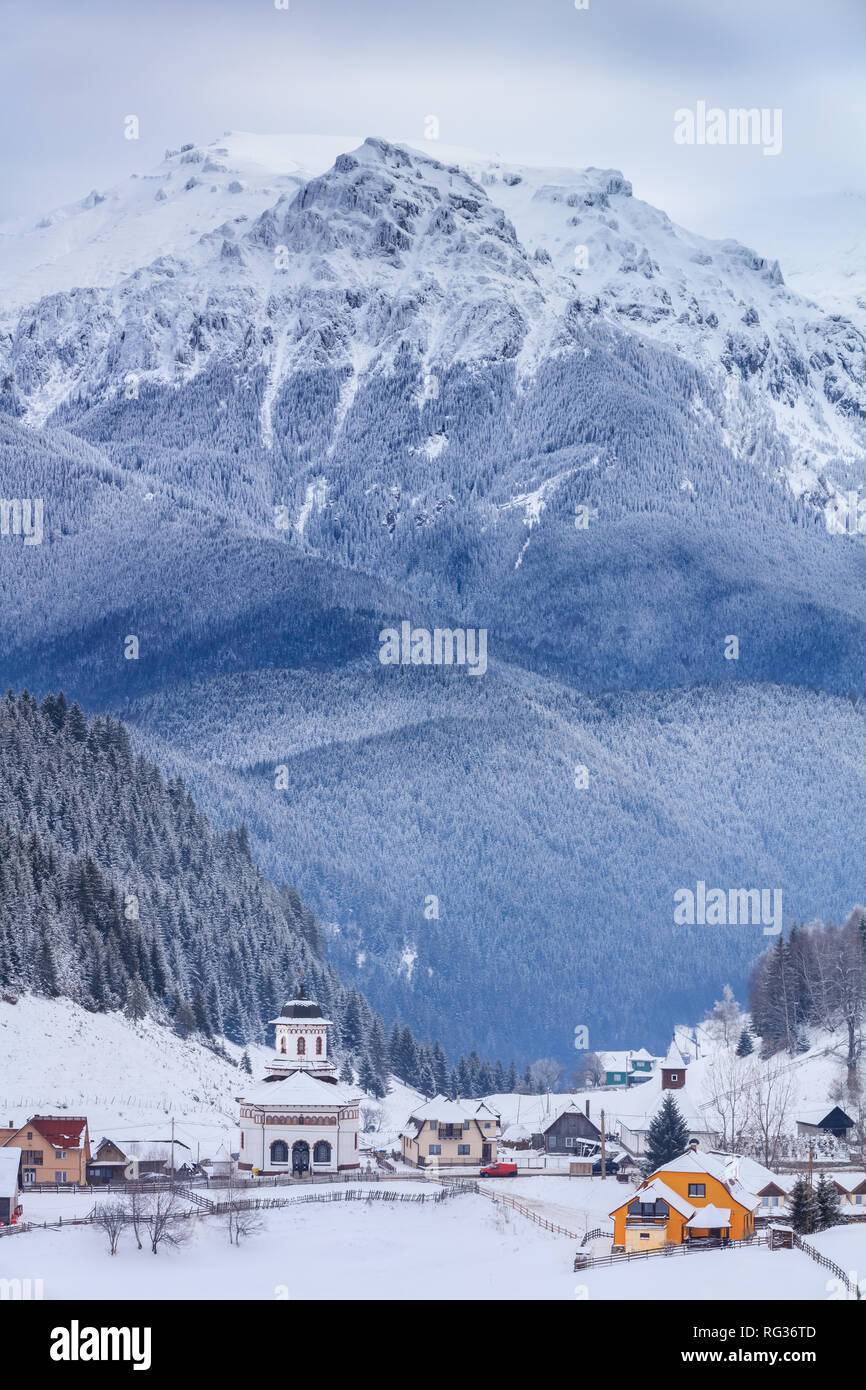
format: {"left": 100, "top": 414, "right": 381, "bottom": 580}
{"left": 3, "top": 1192, "right": 863, "bottom": 1301}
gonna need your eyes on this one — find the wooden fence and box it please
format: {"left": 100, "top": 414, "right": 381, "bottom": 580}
{"left": 792, "top": 1233, "right": 861, "bottom": 1298}
{"left": 574, "top": 1231, "right": 769, "bottom": 1271}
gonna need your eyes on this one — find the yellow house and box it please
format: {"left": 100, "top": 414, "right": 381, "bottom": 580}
{"left": 401, "top": 1096, "right": 500, "bottom": 1168}
{"left": 611, "top": 1146, "right": 760, "bottom": 1251}
{"left": 1, "top": 1116, "right": 91, "bottom": 1187}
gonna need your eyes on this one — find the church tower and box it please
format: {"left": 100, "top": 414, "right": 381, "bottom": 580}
{"left": 266, "top": 978, "right": 338, "bottom": 1083}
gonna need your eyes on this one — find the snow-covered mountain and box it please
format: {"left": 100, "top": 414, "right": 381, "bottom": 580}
{"left": 3, "top": 133, "right": 866, "bottom": 490}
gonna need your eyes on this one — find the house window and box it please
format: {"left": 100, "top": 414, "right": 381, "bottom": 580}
{"left": 297, "top": 1037, "right": 306, "bottom": 1055}
{"left": 430, "top": 1120, "right": 438, "bottom": 1130}
{"left": 56, "top": 1172, "right": 68, "bottom": 1185}
{"left": 313, "top": 1141, "right": 332, "bottom": 1164}
{"left": 639, "top": 1232, "right": 650, "bottom": 1240}
{"left": 670, "top": 1073, "right": 678, "bottom": 1082}
{"left": 316, "top": 1037, "right": 323, "bottom": 1055}
{"left": 240, "top": 1132, "right": 244, "bottom": 1149}
{"left": 429, "top": 1144, "right": 441, "bottom": 1155}
{"left": 688, "top": 1184, "right": 706, "bottom": 1198}
{"left": 270, "top": 1141, "right": 289, "bottom": 1164}
{"left": 463, "top": 1120, "right": 470, "bottom": 1130}
{"left": 484, "top": 1122, "right": 490, "bottom": 1129}
{"left": 457, "top": 1144, "right": 470, "bottom": 1155}
{"left": 54, "top": 1149, "right": 67, "bottom": 1160}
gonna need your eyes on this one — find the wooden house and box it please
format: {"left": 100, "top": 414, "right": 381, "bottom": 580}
{"left": 536, "top": 1106, "right": 602, "bottom": 1156}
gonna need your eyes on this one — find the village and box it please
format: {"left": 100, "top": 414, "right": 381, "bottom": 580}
{"left": 1, "top": 985, "right": 864, "bottom": 1301}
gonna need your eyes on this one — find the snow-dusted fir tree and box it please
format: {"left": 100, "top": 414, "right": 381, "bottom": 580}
{"left": 788, "top": 1177, "right": 819, "bottom": 1234}
{"left": 814, "top": 1173, "right": 842, "bottom": 1230}
{"left": 643, "top": 1094, "right": 690, "bottom": 1175}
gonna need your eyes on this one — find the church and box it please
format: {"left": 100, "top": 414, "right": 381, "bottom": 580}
{"left": 237, "top": 982, "right": 361, "bottom": 1176}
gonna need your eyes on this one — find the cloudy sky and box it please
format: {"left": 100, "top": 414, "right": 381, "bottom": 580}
{"left": 3, "top": 0, "right": 865, "bottom": 248}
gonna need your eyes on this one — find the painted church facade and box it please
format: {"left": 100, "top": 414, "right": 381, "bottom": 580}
{"left": 237, "top": 985, "right": 361, "bottom": 1176}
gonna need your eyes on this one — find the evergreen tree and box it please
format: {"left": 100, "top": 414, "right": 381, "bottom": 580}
{"left": 36, "top": 927, "right": 60, "bottom": 997}
{"left": 123, "top": 972, "right": 149, "bottom": 1023}
{"left": 735, "top": 1028, "right": 754, "bottom": 1057}
{"left": 814, "top": 1174, "right": 842, "bottom": 1230}
{"left": 357, "top": 1052, "right": 379, "bottom": 1096}
{"left": 339, "top": 1056, "right": 355, "bottom": 1085}
{"left": 643, "top": 1094, "right": 690, "bottom": 1175}
{"left": 238, "top": 1049, "right": 253, "bottom": 1075}
{"left": 788, "top": 1177, "right": 819, "bottom": 1234}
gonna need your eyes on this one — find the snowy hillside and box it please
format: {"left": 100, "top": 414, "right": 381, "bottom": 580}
{"left": 0, "top": 996, "right": 263, "bottom": 1156}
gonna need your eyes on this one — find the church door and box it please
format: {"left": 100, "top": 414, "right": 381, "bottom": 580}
{"left": 292, "top": 1140, "right": 310, "bottom": 1176}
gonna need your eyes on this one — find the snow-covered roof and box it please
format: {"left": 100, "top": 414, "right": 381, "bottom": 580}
{"left": 830, "top": 1170, "right": 866, "bottom": 1193}
{"left": 406, "top": 1095, "right": 500, "bottom": 1124}
{"left": 614, "top": 1178, "right": 695, "bottom": 1219}
{"left": 650, "top": 1149, "right": 760, "bottom": 1211}
{"left": 0, "top": 1147, "right": 21, "bottom": 1201}
{"left": 121, "top": 1139, "right": 192, "bottom": 1161}
{"left": 707, "top": 1151, "right": 793, "bottom": 1194}
{"left": 241, "top": 1070, "right": 360, "bottom": 1107}
{"left": 539, "top": 1104, "right": 599, "bottom": 1135}
{"left": 686, "top": 1205, "right": 732, "bottom": 1229}
{"left": 662, "top": 1038, "right": 689, "bottom": 1069}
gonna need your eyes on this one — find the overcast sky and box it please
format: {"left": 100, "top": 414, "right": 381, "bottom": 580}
{"left": 3, "top": 0, "right": 865, "bottom": 247}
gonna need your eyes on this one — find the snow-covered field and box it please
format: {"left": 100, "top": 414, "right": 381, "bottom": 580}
{"left": 4, "top": 1195, "right": 864, "bottom": 1301}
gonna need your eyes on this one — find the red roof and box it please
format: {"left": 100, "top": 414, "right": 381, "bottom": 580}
{"left": 26, "top": 1116, "right": 88, "bottom": 1149}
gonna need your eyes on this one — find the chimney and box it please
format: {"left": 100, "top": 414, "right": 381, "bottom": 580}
{"left": 688, "top": 1139, "right": 698, "bottom": 1153}
{"left": 585, "top": 1100, "right": 590, "bottom": 1118}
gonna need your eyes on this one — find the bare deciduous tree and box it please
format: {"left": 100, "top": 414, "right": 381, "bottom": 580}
{"left": 93, "top": 1200, "right": 127, "bottom": 1256}
{"left": 744, "top": 1055, "right": 795, "bottom": 1166}
{"left": 528, "top": 1058, "right": 563, "bottom": 1093}
{"left": 144, "top": 1188, "right": 191, "bottom": 1255}
{"left": 704, "top": 1050, "right": 753, "bottom": 1151}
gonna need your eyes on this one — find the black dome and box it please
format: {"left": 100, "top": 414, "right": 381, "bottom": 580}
{"left": 278, "top": 999, "right": 324, "bottom": 1020}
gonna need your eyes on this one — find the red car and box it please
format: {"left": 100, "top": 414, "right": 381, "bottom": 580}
{"left": 480, "top": 1162, "right": 517, "bottom": 1177}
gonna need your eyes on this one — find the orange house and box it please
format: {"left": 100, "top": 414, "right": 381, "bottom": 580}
{"left": 611, "top": 1146, "right": 760, "bottom": 1251}
{"left": 1, "top": 1116, "right": 91, "bottom": 1187}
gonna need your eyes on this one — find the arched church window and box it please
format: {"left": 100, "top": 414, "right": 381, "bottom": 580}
{"left": 280, "top": 1036, "right": 287, "bottom": 1054}
{"left": 313, "top": 1141, "right": 331, "bottom": 1164}
{"left": 270, "top": 1141, "right": 288, "bottom": 1165}
{"left": 298, "top": 1036, "right": 306, "bottom": 1055}
{"left": 315, "top": 1037, "right": 323, "bottom": 1055}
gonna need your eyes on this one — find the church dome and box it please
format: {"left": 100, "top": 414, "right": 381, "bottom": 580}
{"left": 277, "top": 998, "right": 324, "bottom": 1021}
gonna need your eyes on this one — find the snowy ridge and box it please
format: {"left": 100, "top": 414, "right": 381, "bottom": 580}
{"left": 2, "top": 134, "right": 865, "bottom": 490}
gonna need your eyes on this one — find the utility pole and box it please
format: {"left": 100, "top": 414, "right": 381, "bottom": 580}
{"left": 600, "top": 1109, "right": 606, "bottom": 1180}
{"left": 807, "top": 1141, "right": 813, "bottom": 1189}
{"left": 170, "top": 1116, "right": 176, "bottom": 1188}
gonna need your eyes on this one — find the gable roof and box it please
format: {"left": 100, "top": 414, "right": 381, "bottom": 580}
{"left": 407, "top": 1095, "right": 500, "bottom": 1124}
{"left": 7, "top": 1116, "right": 88, "bottom": 1150}
{"left": 610, "top": 1178, "right": 695, "bottom": 1220}
{"left": 818, "top": 1106, "right": 854, "bottom": 1129}
{"left": 539, "top": 1105, "right": 601, "bottom": 1136}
